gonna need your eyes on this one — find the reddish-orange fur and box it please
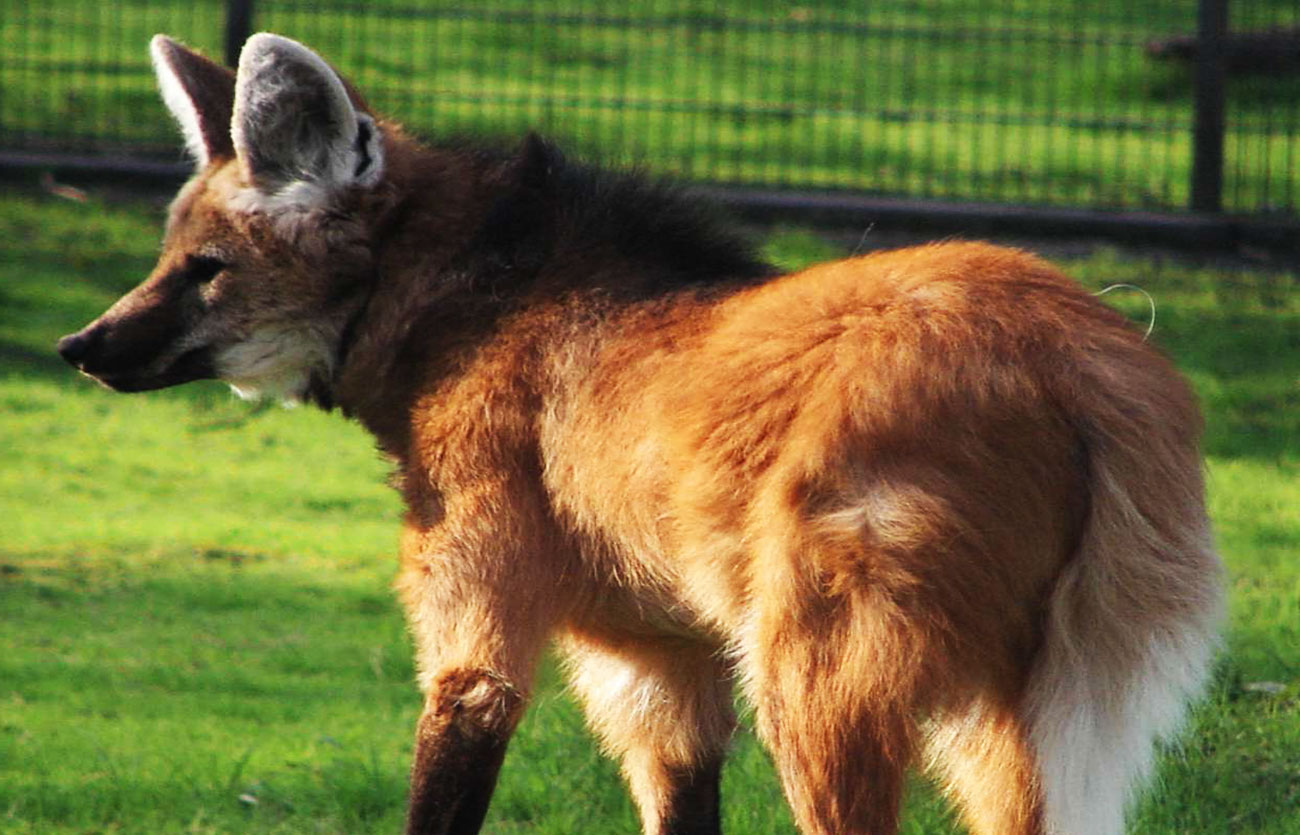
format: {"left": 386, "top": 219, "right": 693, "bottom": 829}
{"left": 60, "top": 35, "right": 1222, "bottom": 835}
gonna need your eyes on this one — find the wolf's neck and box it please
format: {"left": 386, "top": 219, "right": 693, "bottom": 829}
{"left": 327, "top": 143, "right": 503, "bottom": 456}
{"left": 327, "top": 133, "right": 773, "bottom": 457}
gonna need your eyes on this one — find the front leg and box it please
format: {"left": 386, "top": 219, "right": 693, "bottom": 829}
{"left": 405, "top": 667, "right": 523, "bottom": 835}
{"left": 396, "top": 481, "right": 569, "bottom": 835}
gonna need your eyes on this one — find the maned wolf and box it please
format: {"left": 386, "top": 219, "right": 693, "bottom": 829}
{"left": 58, "top": 33, "right": 1223, "bottom": 835}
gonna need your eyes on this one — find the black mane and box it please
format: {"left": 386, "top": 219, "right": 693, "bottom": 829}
{"left": 465, "top": 134, "right": 775, "bottom": 298}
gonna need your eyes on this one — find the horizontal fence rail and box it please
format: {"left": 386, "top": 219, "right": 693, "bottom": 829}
{"left": 1, "top": 0, "right": 1297, "bottom": 225}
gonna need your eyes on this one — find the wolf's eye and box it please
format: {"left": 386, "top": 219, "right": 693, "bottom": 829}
{"left": 186, "top": 255, "right": 227, "bottom": 284}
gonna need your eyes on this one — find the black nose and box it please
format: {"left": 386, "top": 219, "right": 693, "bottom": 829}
{"left": 57, "top": 329, "right": 95, "bottom": 367}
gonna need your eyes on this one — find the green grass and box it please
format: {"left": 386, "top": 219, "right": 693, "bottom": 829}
{"left": 2, "top": 0, "right": 1298, "bottom": 213}
{"left": 1, "top": 187, "right": 1297, "bottom": 833}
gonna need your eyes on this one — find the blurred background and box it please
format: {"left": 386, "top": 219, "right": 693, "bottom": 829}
{"left": 2, "top": 0, "right": 1298, "bottom": 235}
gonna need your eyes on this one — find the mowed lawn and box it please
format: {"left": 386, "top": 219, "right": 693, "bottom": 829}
{"left": 1, "top": 186, "right": 1297, "bottom": 834}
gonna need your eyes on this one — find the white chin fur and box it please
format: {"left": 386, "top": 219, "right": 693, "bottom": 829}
{"left": 215, "top": 326, "right": 333, "bottom": 404}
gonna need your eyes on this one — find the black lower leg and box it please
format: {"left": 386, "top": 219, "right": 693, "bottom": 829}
{"left": 404, "top": 669, "right": 523, "bottom": 835}
{"left": 660, "top": 758, "right": 724, "bottom": 835}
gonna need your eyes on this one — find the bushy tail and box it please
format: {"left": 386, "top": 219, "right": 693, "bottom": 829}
{"left": 1025, "top": 344, "right": 1225, "bottom": 835}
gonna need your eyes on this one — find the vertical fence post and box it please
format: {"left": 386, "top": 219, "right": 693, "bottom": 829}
{"left": 1190, "top": 0, "right": 1228, "bottom": 213}
{"left": 225, "top": 0, "right": 255, "bottom": 69}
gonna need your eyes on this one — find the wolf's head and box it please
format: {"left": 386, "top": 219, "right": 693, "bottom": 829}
{"left": 57, "top": 34, "right": 388, "bottom": 404}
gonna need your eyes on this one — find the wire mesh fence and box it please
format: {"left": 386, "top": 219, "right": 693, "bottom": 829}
{"left": 1, "top": 0, "right": 1297, "bottom": 218}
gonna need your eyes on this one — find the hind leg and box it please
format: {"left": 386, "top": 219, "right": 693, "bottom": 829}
{"left": 925, "top": 697, "right": 1045, "bottom": 835}
{"left": 757, "top": 699, "right": 910, "bottom": 835}
{"left": 558, "top": 629, "right": 735, "bottom": 835}
{"left": 739, "top": 603, "right": 922, "bottom": 835}
{"left": 746, "top": 663, "right": 912, "bottom": 833}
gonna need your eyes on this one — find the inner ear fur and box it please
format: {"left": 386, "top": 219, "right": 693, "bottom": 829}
{"left": 231, "top": 32, "right": 383, "bottom": 198}
{"left": 150, "top": 35, "right": 236, "bottom": 166}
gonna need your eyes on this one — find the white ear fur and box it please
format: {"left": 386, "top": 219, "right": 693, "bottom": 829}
{"left": 232, "top": 33, "right": 383, "bottom": 205}
{"left": 151, "top": 35, "right": 235, "bottom": 166}
{"left": 152, "top": 37, "right": 207, "bottom": 164}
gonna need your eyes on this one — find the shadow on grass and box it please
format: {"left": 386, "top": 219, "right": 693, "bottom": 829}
{"left": 0, "top": 338, "right": 70, "bottom": 379}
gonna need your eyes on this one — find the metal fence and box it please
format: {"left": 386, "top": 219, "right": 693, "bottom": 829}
{"left": 2, "top": 0, "right": 1298, "bottom": 222}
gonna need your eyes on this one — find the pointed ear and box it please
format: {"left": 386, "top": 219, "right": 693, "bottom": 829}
{"left": 231, "top": 33, "right": 384, "bottom": 202}
{"left": 151, "top": 35, "right": 236, "bottom": 166}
